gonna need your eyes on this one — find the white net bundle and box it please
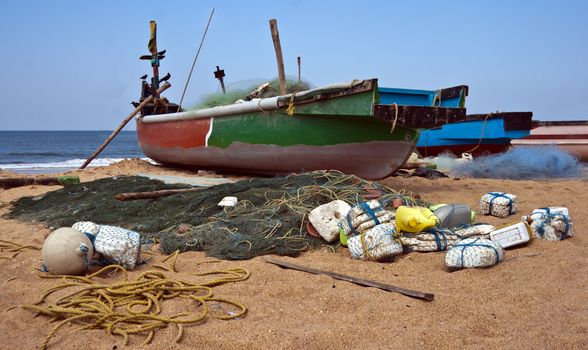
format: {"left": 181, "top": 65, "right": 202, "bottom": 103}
{"left": 72, "top": 221, "right": 141, "bottom": 270}
{"left": 480, "top": 192, "right": 517, "bottom": 218}
{"left": 445, "top": 237, "right": 505, "bottom": 270}
{"left": 399, "top": 224, "right": 495, "bottom": 252}
{"left": 340, "top": 200, "right": 394, "bottom": 237}
{"left": 348, "top": 223, "right": 403, "bottom": 261}
{"left": 526, "top": 208, "right": 574, "bottom": 241}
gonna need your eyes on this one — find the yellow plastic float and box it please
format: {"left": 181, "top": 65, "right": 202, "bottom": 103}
{"left": 395, "top": 206, "right": 439, "bottom": 233}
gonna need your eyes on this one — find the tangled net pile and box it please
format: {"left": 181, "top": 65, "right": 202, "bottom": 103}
{"left": 157, "top": 171, "right": 427, "bottom": 259}
{"left": 7, "top": 171, "right": 426, "bottom": 260}
{"left": 22, "top": 257, "right": 250, "bottom": 349}
{"left": 450, "top": 146, "right": 584, "bottom": 179}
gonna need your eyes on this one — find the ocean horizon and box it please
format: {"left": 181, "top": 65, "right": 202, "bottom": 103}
{"left": 0, "top": 130, "right": 148, "bottom": 174}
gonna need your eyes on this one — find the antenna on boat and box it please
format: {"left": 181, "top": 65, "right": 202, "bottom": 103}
{"left": 297, "top": 54, "right": 301, "bottom": 83}
{"left": 178, "top": 8, "right": 215, "bottom": 110}
{"left": 214, "top": 66, "right": 226, "bottom": 94}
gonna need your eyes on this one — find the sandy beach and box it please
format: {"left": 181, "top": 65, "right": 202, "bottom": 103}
{"left": 0, "top": 159, "right": 586, "bottom": 349}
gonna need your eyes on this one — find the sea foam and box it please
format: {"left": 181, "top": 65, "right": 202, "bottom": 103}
{"left": 1, "top": 158, "right": 156, "bottom": 174}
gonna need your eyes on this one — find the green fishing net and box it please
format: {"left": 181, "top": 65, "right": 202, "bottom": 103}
{"left": 192, "top": 78, "right": 311, "bottom": 109}
{"left": 6, "top": 171, "right": 426, "bottom": 260}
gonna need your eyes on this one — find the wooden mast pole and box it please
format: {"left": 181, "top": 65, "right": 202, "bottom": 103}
{"left": 269, "top": 19, "right": 287, "bottom": 95}
{"left": 148, "top": 21, "right": 161, "bottom": 99}
{"left": 79, "top": 82, "right": 171, "bottom": 170}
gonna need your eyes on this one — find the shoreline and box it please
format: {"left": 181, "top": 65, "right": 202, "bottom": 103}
{"left": 3, "top": 159, "right": 588, "bottom": 179}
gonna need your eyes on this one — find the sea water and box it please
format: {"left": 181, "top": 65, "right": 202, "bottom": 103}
{"left": 0, "top": 130, "right": 147, "bottom": 174}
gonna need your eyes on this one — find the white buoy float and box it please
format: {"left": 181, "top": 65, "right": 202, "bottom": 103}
{"left": 41, "top": 227, "right": 93, "bottom": 275}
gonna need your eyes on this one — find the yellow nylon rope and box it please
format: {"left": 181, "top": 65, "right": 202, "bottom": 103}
{"left": 359, "top": 232, "right": 373, "bottom": 261}
{"left": 463, "top": 113, "right": 492, "bottom": 154}
{"left": 0, "top": 239, "right": 40, "bottom": 260}
{"left": 287, "top": 92, "right": 296, "bottom": 116}
{"left": 22, "top": 253, "right": 249, "bottom": 349}
{"left": 389, "top": 103, "right": 399, "bottom": 134}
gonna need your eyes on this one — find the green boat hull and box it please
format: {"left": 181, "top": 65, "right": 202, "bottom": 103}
{"left": 137, "top": 79, "right": 465, "bottom": 179}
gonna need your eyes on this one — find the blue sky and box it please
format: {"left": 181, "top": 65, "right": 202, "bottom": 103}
{"left": 1, "top": 0, "right": 587, "bottom": 130}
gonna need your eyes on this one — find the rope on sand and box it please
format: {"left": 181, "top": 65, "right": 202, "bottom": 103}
{"left": 22, "top": 252, "right": 249, "bottom": 349}
{"left": 0, "top": 239, "right": 40, "bottom": 260}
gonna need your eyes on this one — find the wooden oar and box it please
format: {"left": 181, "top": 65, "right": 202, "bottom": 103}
{"left": 79, "top": 82, "right": 171, "bottom": 169}
{"left": 264, "top": 257, "right": 434, "bottom": 301}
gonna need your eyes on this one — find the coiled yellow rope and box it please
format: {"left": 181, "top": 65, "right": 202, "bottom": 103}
{"left": 22, "top": 253, "right": 249, "bottom": 349}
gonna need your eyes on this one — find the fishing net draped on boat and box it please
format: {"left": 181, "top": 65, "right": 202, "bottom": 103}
{"left": 6, "top": 171, "right": 423, "bottom": 260}
{"left": 192, "top": 77, "right": 312, "bottom": 109}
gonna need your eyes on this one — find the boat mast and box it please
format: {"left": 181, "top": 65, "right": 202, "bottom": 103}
{"left": 140, "top": 20, "right": 166, "bottom": 101}
{"left": 148, "top": 21, "right": 160, "bottom": 99}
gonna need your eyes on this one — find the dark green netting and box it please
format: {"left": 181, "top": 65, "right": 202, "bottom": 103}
{"left": 6, "top": 171, "right": 427, "bottom": 260}
{"left": 192, "top": 78, "right": 311, "bottom": 109}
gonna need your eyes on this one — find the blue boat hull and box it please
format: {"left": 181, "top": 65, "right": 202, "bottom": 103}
{"left": 417, "top": 113, "right": 532, "bottom": 156}
{"left": 378, "top": 85, "right": 532, "bottom": 156}
{"left": 378, "top": 85, "right": 466, "bottom": 108}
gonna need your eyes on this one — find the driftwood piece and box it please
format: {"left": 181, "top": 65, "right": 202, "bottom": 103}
{"left": 115, "top": 187, "right": 202, "bottom": 201}
{"left": 264, "top": 257, "right": 434, "bottom": 301}
{"left": 0, "top": 176, "right": 80, "bottom": 190}
{"left": 79, "top": 82, "right": 171, "bottom": 170}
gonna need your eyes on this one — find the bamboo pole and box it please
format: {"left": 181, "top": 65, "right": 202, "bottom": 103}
{"left": 79, "top": 82, "right": 171, "bottom": 170}
{"left": 264, "top": 257, "right": 435, "bottom": 301}
{"left": 269, "top": 19, "right": 287, "bottom": 95}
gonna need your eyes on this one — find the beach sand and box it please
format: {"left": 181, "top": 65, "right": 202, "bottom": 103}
{"left": 0, "top": 159, "right": 586, "bottom": 349}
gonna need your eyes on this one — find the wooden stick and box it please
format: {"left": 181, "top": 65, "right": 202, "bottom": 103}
{"left": 79, "top": 82, "right": 171, "bottom": 169}
{"left": 269, "top": 19, "right": 287, "bottom": 95}
{"left": 115, "top": 187, "right": 202, "bottom": 201}
{"left": 264, "top": 257, "right": 434, "bottom": 301}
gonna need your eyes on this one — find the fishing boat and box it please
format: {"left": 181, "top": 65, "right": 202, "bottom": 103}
{"left": 417, "top": 112, "right": 533, "bottom": 157}
{"left": 511, "top": 120, "right": 588, "bottom": 162}
{"left": 136, "top": 78, "right": 467, "bottom": 179}
{"left": 133, "top": 21, "right": 482, "bottom": 179}
{"left": 378, "top": 86, "right": 533, "bottom": 156}
{"left": 131, "top": 21, "right": 473, "bottom": 179}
